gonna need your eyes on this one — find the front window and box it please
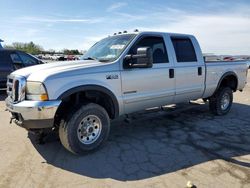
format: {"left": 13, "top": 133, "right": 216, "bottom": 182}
{"left": 129, "top": 36, "right": 169, "bottom": 64}
{"left": 81, "top": 34, "right": 136, "bottom": 62}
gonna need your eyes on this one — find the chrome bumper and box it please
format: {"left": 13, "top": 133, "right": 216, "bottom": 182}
{"left": 5, "top": 97, "right": 61, "bottom": 129}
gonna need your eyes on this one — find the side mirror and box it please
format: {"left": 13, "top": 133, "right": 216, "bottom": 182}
{"left": 124, "top": 47, "right": 153, "bottom": 68}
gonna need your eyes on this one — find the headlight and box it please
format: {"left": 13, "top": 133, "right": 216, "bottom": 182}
{"left": 26, "top": 81, "right": 48, "bottom": 101}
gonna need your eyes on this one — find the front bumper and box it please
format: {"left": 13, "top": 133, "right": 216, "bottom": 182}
{"left": 5, "top": 97, "right": 61, "bottom": 129}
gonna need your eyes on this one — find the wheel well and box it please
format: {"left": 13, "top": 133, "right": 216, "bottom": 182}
{"left": 218, "top": 74, "right": 238, "bottom": 92}
{"left": 54, "top": 89, "right": 118, "bottom": 127}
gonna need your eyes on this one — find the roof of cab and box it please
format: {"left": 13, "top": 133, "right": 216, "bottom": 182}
{"left": 113, "top": 30, "right": 194, "bottom": 38}
{"left": 0, "top": 49, "right": 23, "bottom": 53}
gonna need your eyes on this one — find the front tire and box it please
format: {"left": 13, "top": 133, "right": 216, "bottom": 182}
{"left": 209, "top": 87, "right": 233, "bottom": 115}
{"left": 59, "top": 103, "right": 110, "bottom": 154}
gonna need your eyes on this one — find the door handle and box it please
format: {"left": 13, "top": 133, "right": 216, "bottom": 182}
{"left": 198, "top": 67, "right": 202, "bottom": 76}
{"left": 169, "top": 69, "right": 174, "bottom": 78}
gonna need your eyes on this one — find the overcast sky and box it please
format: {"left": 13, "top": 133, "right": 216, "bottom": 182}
{"left": 0, "top": 0, "right": 249, "bottom": 55}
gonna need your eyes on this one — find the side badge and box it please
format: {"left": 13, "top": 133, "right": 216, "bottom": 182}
{"left": 106, "top": 74, "right": 119, "bottom": 80}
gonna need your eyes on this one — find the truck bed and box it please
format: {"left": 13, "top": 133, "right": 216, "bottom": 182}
{"left": 203, "top": 61, "right": 248, "bottom": 98}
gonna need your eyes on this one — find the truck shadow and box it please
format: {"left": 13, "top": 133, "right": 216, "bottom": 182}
{"left": 29, "top": 102, "right": 250, "bottom": 181}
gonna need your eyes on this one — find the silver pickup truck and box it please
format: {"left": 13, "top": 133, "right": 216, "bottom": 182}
{"left": 5, "top": 31, "right": 248, "bottom": 154}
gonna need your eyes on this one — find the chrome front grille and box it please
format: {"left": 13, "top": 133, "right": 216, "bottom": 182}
{"left": 7, "top": 77, "right": 13, "bottom": 96}
{"left": 7, "top": 75, "right": 26, "bottom": 103}
{"left": 7, "top": 76, "right": 14, "bottom": 101}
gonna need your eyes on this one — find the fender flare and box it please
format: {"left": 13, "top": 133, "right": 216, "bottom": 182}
{"left": 57, "top": 84, "right": 119, "bottom": 118}
{"left": 214, "top": 71, "right": 238, "bottom": 94}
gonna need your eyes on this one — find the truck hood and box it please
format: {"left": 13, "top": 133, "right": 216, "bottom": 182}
{"left": 11, "top": 60, "right": 105, "bottom": 81}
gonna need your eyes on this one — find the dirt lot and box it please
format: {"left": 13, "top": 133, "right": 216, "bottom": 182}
{"left": 0, "top": 72, "right": 250, "bottom": 188}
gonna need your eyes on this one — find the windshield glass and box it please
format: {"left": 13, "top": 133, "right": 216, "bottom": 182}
{"left": 81, "top": 34, "right": 136, "bottom": 62}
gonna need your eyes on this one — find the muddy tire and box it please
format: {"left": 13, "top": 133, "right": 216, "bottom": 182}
{"left": 59, "top": 103, "right": 110, "bottom": 154}
{"left": 209, "top": 87, "right": 233, "bottom": 115}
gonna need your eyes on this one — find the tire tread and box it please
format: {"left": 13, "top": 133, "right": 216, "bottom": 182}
{"left": 59, "top": 103, "right": 110, "bottom": 154}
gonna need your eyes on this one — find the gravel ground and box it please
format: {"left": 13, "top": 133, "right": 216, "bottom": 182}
{"left": 0, "top": 71, "right": 249, "bottom": 188}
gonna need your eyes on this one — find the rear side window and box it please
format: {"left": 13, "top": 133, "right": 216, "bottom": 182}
{"left": 10, "top": 53, "right": 22, "bottom": 64}
{"left": 130, "top": 36, "right": 169, "bottom": 64}
{"left": 17, "top": 52, "right": 37, "bottom": 65}
{"left": 171, "top": 37, "right": 197, "bottom": 62}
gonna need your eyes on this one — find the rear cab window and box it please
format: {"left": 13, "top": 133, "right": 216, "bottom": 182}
{"left": 171, "top": 37, "right": 197, "bottom": 62}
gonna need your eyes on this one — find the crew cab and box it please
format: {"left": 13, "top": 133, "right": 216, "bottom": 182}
{"left": 0, "top": 49, "right": 43, "bottom": 89}
{"left": 5, "top": 31, "right": 248, "bottom": 154}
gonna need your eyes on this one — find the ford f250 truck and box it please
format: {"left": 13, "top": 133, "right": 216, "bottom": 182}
{"left": 5, "top": 31, "right": 248, "bottom": 154}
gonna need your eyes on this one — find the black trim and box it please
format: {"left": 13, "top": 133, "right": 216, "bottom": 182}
{"left": 21, "top": 119, "right": 54, "bottom": 129}
{"left": 11, "top": 112, "right": 54, "bottom": 129}
{"left": 214, "top": 71, "right": 238, "bottom": 94}
{"left": 123, "top": 90, "right": 137, "bottom": 94}
{"left": 169, "top": 69, "right": 174, "bottom": 78}
{"left": 198, "top": 67, "right": 202, "bottom": 76}
{"left": 57, "top": 85, "right": 119, "bottom": 118}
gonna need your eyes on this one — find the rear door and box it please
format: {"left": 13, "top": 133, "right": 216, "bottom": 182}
{"left": 0, "top": 50, "right": 12, "bottom": 88}
{"left": 121, "top": 34, "right": 175, "bottom": 114}
{"left": 170, "top": 36, "right": 205, "bottom": 102}
{"left": 0, "top": 51, "right": 13, "bottom": 87}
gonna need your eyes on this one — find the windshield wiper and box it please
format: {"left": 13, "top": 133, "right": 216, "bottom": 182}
{"left": 83, "top": 57, "right": 97, "bottom": 60}
{"left": 83, "top": 57, "right": 111, "bottom": 63}
{"left": 98, "top": 59, "right": 112, "bottom": 62}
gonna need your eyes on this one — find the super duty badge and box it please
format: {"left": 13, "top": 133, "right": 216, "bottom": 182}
{"left": 106, "top": 74, "right": 118, "bottom": 80}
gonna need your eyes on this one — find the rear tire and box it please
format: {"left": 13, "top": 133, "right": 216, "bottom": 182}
{"left": 59, "top": 103, "right": 110, "bottom": 154}
{"left": 209, "top": 87, "right": 233, "bottom": 115}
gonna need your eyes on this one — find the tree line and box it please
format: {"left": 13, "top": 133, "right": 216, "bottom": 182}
{"left": 4, "top": 41, "right": 82, "bottom": 55}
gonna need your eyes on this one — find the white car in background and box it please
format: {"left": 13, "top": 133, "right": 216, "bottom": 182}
{"left": 247, "top": 61, "right": 250, "bottom": 69}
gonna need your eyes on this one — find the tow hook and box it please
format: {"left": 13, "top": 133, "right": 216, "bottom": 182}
{"left": 9, "top": 117, "right": 14, "bottom": 124}
{"left": 124, "top": 114, "right": 131, "bottom": 123}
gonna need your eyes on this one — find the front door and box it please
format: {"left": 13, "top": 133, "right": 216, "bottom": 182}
{"left": 121, "top": 35, "right": 175, "bottom": 114}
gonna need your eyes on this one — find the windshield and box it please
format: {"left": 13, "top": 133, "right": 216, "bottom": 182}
{"left": 81, "top": 34, "right": 136, "bottom": 62}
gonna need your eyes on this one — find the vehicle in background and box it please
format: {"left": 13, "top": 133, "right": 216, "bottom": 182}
{"left": 203, "top": 55, "right": 221, "bottom": 61}
{"left": 223, "top": 56, "right": 235, "bottom": 61}
{"left": 0, "top": 49, "right": 43, "bottom": 89}
{"left": 58, "top": 56, "right": 66, "bottom": 61}
{"left": 52, "top": 54, "right": 65, "bottom": 61}
{"left": 75, "top": 55, "right": 82, "bottom": 60}
{"left": 203, "top": 54, "right": 250, "bottom": 62}
{"left": 247, "top": 61, "right": 250, "bottom": 69}
{"left": 67, "top": 55, "right": 79, "bottom": 61}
